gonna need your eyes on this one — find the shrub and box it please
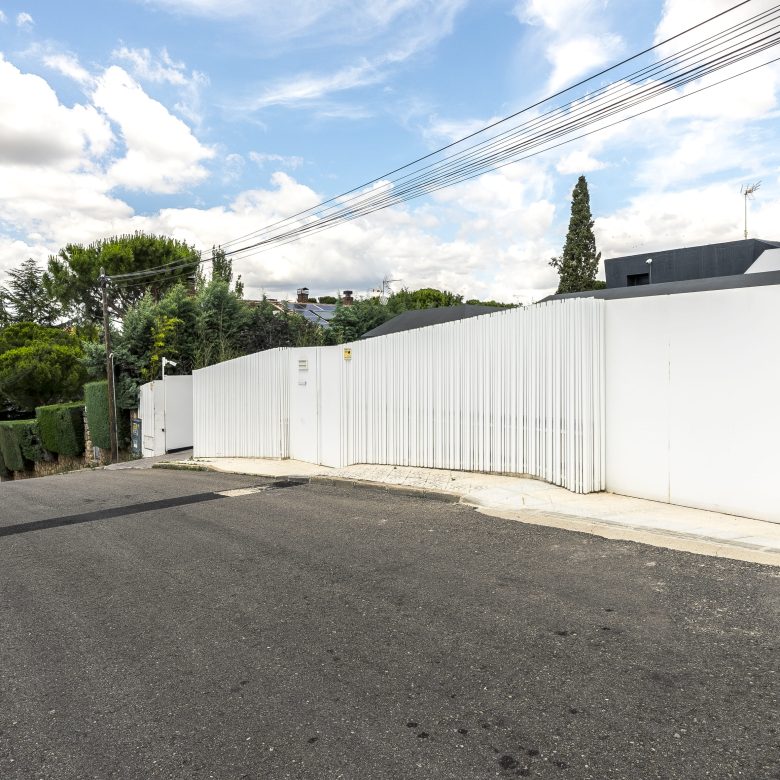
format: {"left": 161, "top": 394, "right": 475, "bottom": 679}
{"left": 84, "top": 381, "right": 110, "bottom": 450}
{"left": 0, "top": 420, "right": 44, "bottom": 472}
{"left": 0, "top": 444, "right": 8, "bottom": 479}
{"left": 36, "top": 403, "right": 85, "bottom": 457}
{"left": 84, "top": 381, "right": 129, "bottom": 450}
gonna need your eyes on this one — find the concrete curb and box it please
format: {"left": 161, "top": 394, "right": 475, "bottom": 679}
{"left": 472, "top": 505, "right": 780, "bottom": 567}
{"left": 153, "top": 460, "right": 780, "bottom": 566}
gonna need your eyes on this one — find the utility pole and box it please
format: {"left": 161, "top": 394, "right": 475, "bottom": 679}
{"left": 99, "top": 267, "right": 119, "bottom": 463}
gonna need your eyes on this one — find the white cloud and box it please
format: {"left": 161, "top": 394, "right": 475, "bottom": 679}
{"left": 654, "top": 0, "right": 779, "bottom": 53}
{"left": 139, "top": 0, "right": 465, "bottom": 47}
{"left": 0, "top": 55, "right": 112, "bottom": 166}
{"left": 518, "top": 0, "right": 623, "bottom": 92}
{"left": 247, "top": 60, "right": 385, "bottom": 109}
{"left": 249, "top": 152, "right": 303, "bottom": 169}
{"left": 596, "top": 182, "right": 780, "bottom": 259}
{"left": 16, "top": 11, "right": 33, "bottom": 28}
{"left": 235, "top": 0, "right": 465, "bottom": 109}
{"left": 546, "top": 33, "right": 621, "bottom": 93}
{"left": 0, "top": 10, "right": 7, "bottom": 23}
{"left": 92, "top": 66, "right": 214, "bottom": 193}
{"left": 556, "top": 149, "right": 606, "bottom": 175}
{"left": 113, "top": 46, "right": 187, "bottom": 85}
{"left": 0, "top": 237, "right": 56, "bottom": 281}
{"left": 111, "top": 46, "right": 209, "bottom": 124}
{"left": 43, "top": 52, "right": 93, "bottom": 85}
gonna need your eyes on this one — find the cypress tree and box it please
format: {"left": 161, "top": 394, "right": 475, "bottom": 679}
{"left": 550, "top": 175, "right": 602, "bottom": 294}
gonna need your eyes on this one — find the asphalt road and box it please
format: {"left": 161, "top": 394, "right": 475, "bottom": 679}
{"left": 0, "top": 468, "right": 778, "bottom": 780}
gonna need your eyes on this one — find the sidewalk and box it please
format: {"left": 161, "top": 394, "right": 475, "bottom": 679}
{"left": 162, "top": 457, "right": 780, "bottom": 566}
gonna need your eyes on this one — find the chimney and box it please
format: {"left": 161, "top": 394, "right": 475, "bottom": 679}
{"left": 296, "top": 287, "right": 309, "bottom": 304}
{"left": 341, "top": 289, "right": 354, "bottom": 306}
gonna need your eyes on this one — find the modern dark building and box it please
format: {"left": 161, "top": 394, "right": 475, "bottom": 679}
{"left": 605, "top": 238, "right": 780, "bottom": 288}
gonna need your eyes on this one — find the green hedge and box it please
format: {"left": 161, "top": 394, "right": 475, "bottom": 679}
{"left": 0, "top": 420, "right": 44, "bottom": 472}
{"left": 0, "top": 443, "right": 8, "bottom": 478}
{"left": 36, "top": 402, "right": 85, "bottom": 457}
{"left": 84, "top": 381, "right": 129, "bottom": 450}
{"left": 84, "top": 381, "right": 110, "bottom": 450}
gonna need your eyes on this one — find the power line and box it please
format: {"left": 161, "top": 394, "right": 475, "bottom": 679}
{"left": 108, "top": 2, "right": 780, "bottom": 284}
{"left": 216, "top": 15, "right": 780, "bottom": 259}
{"left": 216, "top": 0, "right": 752, "bottom": 252}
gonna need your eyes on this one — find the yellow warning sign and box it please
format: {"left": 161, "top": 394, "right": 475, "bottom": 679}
{"left": 343, "top": 347, "right": 352, "bottom": 361}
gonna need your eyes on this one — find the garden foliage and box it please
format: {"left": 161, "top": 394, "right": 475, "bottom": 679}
{"left": 36, "top": 402, "right": 85, "bottom": 457}
{"left": 0, "top": 419, "right": 44, "bottom": 472}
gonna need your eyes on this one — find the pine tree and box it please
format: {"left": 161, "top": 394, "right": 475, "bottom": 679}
{"left": 2, "top": 258, "right": 60, "bottom": 325}
{"left": 550, "top": 175, "right": 602, "bottom": 294}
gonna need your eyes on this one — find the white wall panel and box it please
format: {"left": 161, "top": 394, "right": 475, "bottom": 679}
{"left": 605, "top": 297, "right": 671, "bottom": 503}
{"left": 193, "top": 349, "right": 289, "bottom": 458}
{"left": 605, "top": 285, "right": 780, "bottom": 522}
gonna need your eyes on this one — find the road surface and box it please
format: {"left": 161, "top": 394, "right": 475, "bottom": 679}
{"left": 1, "top": 468, "right": 778, "bottom": 779}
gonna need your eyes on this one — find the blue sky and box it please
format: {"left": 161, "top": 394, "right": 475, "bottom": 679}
{"left": 0, "top": 0, "right": 778, "bottom": 303}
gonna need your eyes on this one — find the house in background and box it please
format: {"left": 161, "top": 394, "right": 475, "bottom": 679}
{"left": 248, "top": 286, "right": 355, "bottom": 329}
{"left": 605, "top": 238, "right": 780, "bottom": 287}
{"left": 541, "top": 238, "right": 780, "bottom": 303}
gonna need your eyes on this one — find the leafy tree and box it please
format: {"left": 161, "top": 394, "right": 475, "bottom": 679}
{"left": 194, "top": 279, "right": 251, "bottom": 368}
{"left": 0, "top": 322, "right": 76, "bottom": 353}
{"left": 465, "top": 298, "right": 516, "bottom": 309}
{"left": 146, "top": 315, "right": 184, "bottom": 382}
{"left": 326, "top": 297, "right": 391, "bottom": 343}
{"left": 210, "top": 245, "right": 244, "bottom": 298}
{"left": 317, "top": 295, "right": 338, "bottom": 304}
{"left": 44, "top": 232, "right": 200, "bottom": 325}
{"left": 1, "top": 259, "right": 60, "bottom": 325}
{"left": 0, "top": 323, "right": 86, "bottom": 411}
{"left": 387, "top": 288, "right": 463, "bottom": 312}
{"left": 83, "top": 283, "right": 198, "bottom": 407}
{"left": 550, "top": 175, "right": 602, "bottom": 294}
{"left": 326, "top": 287, "right": 469, "bottom": 343}
{"left": 239, "top": 298, "right": 323, "bottom": 353}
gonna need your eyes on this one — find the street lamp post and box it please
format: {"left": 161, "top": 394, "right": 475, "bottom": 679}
{"left": 646, "top": 258, "right": 653, "bottom": 284}
{"left": 161, "top": 357, "right": 177, "bottom": 455}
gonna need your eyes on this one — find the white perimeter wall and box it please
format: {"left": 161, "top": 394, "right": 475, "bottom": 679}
{"left": 605, "top": 285, "right": 780, "bottom": 522}
{"left": 193, "top": 349, "right": 290, "bottom": 458}
{"left": 195, "top": 299, "right": 606, "bottom": 494}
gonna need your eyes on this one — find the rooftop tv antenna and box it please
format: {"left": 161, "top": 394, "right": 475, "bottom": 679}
{"left": 740, "top": 181, "right": 761, "bottom": 239}
{"left": 378, "top": 275, "right": 399, "bottom": 305}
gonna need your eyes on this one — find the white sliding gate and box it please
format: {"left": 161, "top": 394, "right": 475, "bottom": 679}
{"left": 193, "top": 299, "right": 606, "bottom": 493}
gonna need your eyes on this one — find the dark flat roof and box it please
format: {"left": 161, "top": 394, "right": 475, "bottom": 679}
{"left": 539, "top": 270, "right": 780, "bottom": 303}
{"left": 604, "top": 238, "right": 780, "bottom": 287}
{"left": 361, "top": 304, "right": 504, "bottom": 339}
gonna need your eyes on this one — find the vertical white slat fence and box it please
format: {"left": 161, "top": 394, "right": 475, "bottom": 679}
{"left": 192, "top": 298, "right": 605, "bottom": 493}
{"left": 193, "top": 348, "right": 290, "bottom": 458}
{"left": 342, "top": 298, "right": 604, "bottom": 493}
